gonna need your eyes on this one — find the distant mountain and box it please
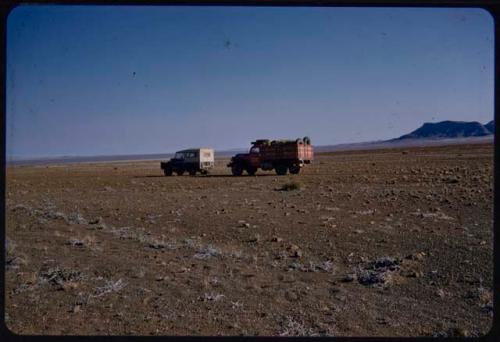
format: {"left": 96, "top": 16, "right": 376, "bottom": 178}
{"left": 484, "top": 120, "right": 495, "bottom": 134}
{"left": 397, "top": 120, "right": 493, "bottom": 140}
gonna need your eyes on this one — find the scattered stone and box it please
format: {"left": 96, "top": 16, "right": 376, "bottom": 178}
{"left": 287, "top": 244, "right": 303, "bottom": 258}
{"left": 247, "top": 234, "right": 260, "bottom": 243}
{"left": 465, "top": 286, "right": 492, "bottom": 304}
{"left": 278, "top": 274, "right": 296, "bottom": 283}
{"left": 89, "top": 217, "right": 107, "bottom": 229}
{"left": 39, "top": 267, "right": 83, "bottom": 289}
{"left": 6, "top": 255, "right": 28, "bottom": 270}
{"left": 406, "top": 270, "right": 423, "bottom": 278}
{"left": 130, "top": 268, "right": 145, "bottom": 279}
{"left": 358, "top": 270, "right": 392, "bottom": 285}
{"left": 442, "top": 177, "right": 459, "bottom": 184}
{"left": 43, "top": 210, "right": 67, "bottom": 221}
{"left": 66, "top": 238, "right": 85, "bottom": 247}
{"left": 356, "top": 256, "right": 402, "bottom": 286}
{"left": 285, "top": 290, "right": 299, "bottom": 301}
{"left": 37, "top": 217, "right": 48, "bottom": 225}
{"left": 373, "top": 256, "right": 399, "bottom": 269}
{"left": 448, "top": 327, "right": 469, "bottom": 337}
{"left": 342, "top": 274, "right": 357, "bottom": 283}
{"left": 405, "top": 252, "right": 426, "bottom": 261}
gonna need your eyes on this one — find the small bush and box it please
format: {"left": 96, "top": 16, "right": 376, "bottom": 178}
{"left": 280, "top": 181, "right": 302, "bottom": 191}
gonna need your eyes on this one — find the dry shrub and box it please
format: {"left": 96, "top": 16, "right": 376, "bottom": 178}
{"left": 280, "top": 180, "right": 303, "bottom": 191}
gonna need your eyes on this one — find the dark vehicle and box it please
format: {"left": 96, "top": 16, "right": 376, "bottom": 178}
{"left": 227, "top": 137, "right": 314, "bottom": 176}
{"left": 161, "top": 148, "right": 214, "bottom": 176}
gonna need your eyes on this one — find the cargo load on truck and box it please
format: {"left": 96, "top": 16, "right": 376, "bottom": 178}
{"left": 227, "top": 137, "right": 314, "bottom": 176}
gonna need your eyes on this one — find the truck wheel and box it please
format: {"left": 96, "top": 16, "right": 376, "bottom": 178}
{"left": 189, "top": 169, "right": 196, "bottom": 176}
{"left": 231, "top": 164, "right": 243, "bottom": 176}
{"left": 289, "top": 165, "right": 301, "bottom": 174}
{"left": 246, "top": 166, "right": 257, "bottom": 176}
{"left": 275, "top": 164, "right": 288, "bottom": 175}
{"left": 201, "top": 170, "right": 208, "bottom": 175}
{"left": 176, "top": 169, "right": 185, "bottom": 176}
{"left": 164, "top": 167, "right": 173, "bottom": 176}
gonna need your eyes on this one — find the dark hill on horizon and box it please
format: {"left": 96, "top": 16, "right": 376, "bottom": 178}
{"left": 8, "top": 120, "right": 494, "bottom": 166}
{"left": 484, "top": 120, "right": 495, "bottom": 134}
{"left": 397, "top": 120, "right": 493, "bottom": 140}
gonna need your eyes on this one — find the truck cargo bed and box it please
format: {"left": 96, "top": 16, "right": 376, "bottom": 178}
{"left": 260, "top": 142, "right": 314, "bottom": 161}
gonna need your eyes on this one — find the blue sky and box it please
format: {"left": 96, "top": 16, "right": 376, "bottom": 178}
{"left": 6, "top": 5, "right": 494, "bottom": 158}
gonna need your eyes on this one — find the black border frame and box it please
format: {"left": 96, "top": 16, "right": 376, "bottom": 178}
{"left": 0, "top": 1, "right": 497, "bottom": 341}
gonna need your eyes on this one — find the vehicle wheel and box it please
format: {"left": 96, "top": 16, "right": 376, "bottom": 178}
{"left": 176, "top": 169, "right": 185, "bottom": 176}
{"left": 289, "top": 165, "right": 301, "bottom": 174}
{"left": 303, "top": 136, "right": 311, "bottom": 145}
{"left": 189, "top": 169, "right": 196, "bottom": 176}
{"left": 201, "top": 170, "right": 208, "bottom": 175}
{"left": 246, "top": 166, "right": 257, "bottom": 176}
{"left": 164, "top": 167, "right": 173, "bottom": 176}
{"left": 231, "top": 164, "right": 243, "bottom": 176}
{"left": 275, "top": 164, "right": 288, "bottom": 175}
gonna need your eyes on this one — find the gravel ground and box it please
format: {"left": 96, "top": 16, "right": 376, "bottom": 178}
{"left": 5, "top": 143, "right": 493, "bottom": 336}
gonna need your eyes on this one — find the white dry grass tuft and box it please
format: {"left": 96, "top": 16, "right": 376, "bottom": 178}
{"left": 67, "top": 212, "right": 88, "bottom": 225}
{"left": 198, "top": 292, "right": 225, "bottom": 302}
{"left": 92, "top": 279, "right": 126, "bottom": 298}
{"left": 278, "top": 316, "right": 316, "bottom": 336}
{"left": 194, "top": 245, "right": 221, "bottom": 259}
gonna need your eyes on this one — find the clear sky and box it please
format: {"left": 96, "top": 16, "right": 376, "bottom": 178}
{"left": 6, "top": 5, "right": 494, "bottom": 158}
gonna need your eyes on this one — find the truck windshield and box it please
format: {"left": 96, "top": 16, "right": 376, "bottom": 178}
{"left": 174, "top": 152, "right": 184, "bottom": 159}
{"left": 250, "top": 147, "right": 260, "bottom": 154}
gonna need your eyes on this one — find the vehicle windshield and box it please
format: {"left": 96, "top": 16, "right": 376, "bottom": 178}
{"left": 174, "top": 152, "right": 184, "bottom": 159}
{"left": 250, "top": 147, "right": 260, "bottom": 154}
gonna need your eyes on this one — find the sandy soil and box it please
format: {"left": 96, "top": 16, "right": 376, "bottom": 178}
{"left": 5, "top": 143, "right": 493, "bottom": 336}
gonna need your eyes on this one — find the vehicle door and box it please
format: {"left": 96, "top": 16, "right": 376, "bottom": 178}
{"left": 249, "top": 146, "right": 261, "bottom": 167}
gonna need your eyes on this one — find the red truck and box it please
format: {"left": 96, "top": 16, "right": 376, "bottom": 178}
{"left": 227, "top": 137, "right": 314, "bottom": 176}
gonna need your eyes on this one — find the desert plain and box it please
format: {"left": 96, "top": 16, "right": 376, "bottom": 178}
{"left": 4, "top": 143, "right": 494, "bottom": 336}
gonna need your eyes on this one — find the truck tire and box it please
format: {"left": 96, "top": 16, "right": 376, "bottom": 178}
{"left": 275, "top": 164, "right": 288, "bottom": 175}
{"left": 231, "top": 164, "right": 243, "bottom": 176}
{"left": 176, "top": 169, "right": 185, "bottom": 176}
{"left": 289, "top": 165, "right": 301, "bottom": 174}
{"left": 164, "top": 167, "right": 173, "bottom": 176}
{"left": 303, "top": 136, "right": 311, "bottom": 145}
{"left": 201, "top": 170, "right": 208, "bottom": 175}
{"left": 189, "top": 169, "right": 196, "bottom": 176}
{"left": 246, "top": 166, "right": 257, "bottom": 176}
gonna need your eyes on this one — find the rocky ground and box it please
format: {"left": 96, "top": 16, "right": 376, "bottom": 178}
{"left": 5, "top": 143, "right": 493, "bottom": 336}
